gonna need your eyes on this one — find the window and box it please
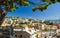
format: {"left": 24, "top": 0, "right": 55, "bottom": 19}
{"left": 7, "top": 20, "right": 12, "bottom": 24}
{"left": 20, "top": 35, "right": 22, "bottom": 38}
{"left": 6, "top": 18, "right": 12, "bottom": 24}
{"left": 5, "top": 20, "right": 11, "bottom": 24}
{"left": 15, "top": 35, "right": 17, "bottom": 37}
{"left": 57, "top": 36, "right": 60, "bottom": 38}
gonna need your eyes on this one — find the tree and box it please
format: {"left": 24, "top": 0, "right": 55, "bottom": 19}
{"left": 43, "top": 20, "right": 53, "bottom": 25}
{"left": 0, "top": 0, "right": 29, "bottom": 25}
{"left": 0, "top": 0, "right": 60, "bottom": 25}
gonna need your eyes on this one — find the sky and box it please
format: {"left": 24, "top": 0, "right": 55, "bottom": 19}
{"left": 6, "top": 1, "right": 60, "bottom": 20}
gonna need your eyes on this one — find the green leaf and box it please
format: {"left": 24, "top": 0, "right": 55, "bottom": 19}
{"left": 32, "top": 7, "right": 37, "bottom": 12}
{"left": 38, "top": 3, "right": 51, "bottom": 11}
{"left": 9, "top": 8, "right": 16, "bottom": 12}
{"left": 23, "top": 1, "right": 29, "bottom": 6}
{"left": 15, "top": 6, "right": 19, "bottom": 9}
{"left": 42, "top": 0, "right": 50, "bottom": 2}
{"left": 57, "top": 0, "right": 60, "bottom": 2}
{"left": 50, "top": 0, "right": 57, "bottom": 4}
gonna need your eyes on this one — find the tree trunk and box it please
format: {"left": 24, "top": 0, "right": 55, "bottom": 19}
{"left": 0, "top": 10, "right": 7, "bottom": 25}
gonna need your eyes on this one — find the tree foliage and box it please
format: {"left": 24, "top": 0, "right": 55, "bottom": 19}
{"left": 32, "top": 0, "right": 60, "bottom": 11}
{"left": 0, "top": 0, "right": 29, "bottom": 12}
{"left": 0, "top": 0, "right": 29, "bottom": 25}
{"left": 32, "top": 3, "right": 51, "bottom": 11}
{"left": 0, "top": 0, "right": 60, "bottom": 13}
{"left": 43, "top": 20, "right": 53, "bottom": 25}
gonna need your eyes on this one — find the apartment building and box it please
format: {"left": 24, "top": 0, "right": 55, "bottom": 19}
{"left": 1, "top": 18, "right": 13, "bottom": 27}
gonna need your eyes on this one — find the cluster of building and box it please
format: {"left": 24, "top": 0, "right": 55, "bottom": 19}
{"left": 0, "top": 17, "right": 60, "bottom": 38}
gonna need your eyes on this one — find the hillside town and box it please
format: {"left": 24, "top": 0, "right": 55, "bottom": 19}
{"left": 0, "top": 17, "right": 60, "bottom": 38}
